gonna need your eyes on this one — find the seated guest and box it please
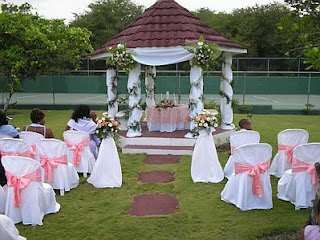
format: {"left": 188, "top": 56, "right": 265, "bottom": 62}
{"left": 239, "top": 118, "right": 252, "bottom": 130}
{"left": 300, "top": 199, "right": 320, "bottom": 240}
{"left": 0, "top": 110, "right": 19, "bottom": 186}
{"left": 23, "top": 108, "right": 54, "bottom": 138}
{"left": 0, "top": 110, "right": 19, "bottom": 138}
{"left": 65, "top": 105, "right": 100, "bottom": 159}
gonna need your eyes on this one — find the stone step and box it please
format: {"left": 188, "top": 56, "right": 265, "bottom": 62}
{"left": 122, "top": 145, "right": 194, "bottom": 155}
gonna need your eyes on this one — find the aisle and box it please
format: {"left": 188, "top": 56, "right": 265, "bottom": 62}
{"left": 128, "top": 155, "right": 181, "bottom": 216}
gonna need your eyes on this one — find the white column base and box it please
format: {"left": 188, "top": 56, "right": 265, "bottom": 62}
{"left": 220, "top": 123, "right": 235, "bottom": 130}
{"left": 126, "top": 129, "right": 142, "bottom": 138}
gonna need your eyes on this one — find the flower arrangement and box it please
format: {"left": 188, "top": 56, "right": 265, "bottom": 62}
{"left": 193, "top": 109, "right": 218, "bottom": 134}
{"left": 95, "top": 112, "right": 120, "bottom": 139}
{"left": 187, "top": 36, "right": 218, "bottom": 70}
{"left": 106, "top": 43, "right": 137, "bottom": 72}
{"left": 155, "top": 99, "right": 177, "bottom": 109}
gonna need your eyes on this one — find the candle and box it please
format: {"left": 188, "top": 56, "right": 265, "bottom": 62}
{"left": 161, "top": 93, "right": 163, "bottom": 100}
{"left": 166, "top": 91, "right": 169, "bottom": 100}
{"left": 173, "top": 93, "right": 176, "bottom": 104}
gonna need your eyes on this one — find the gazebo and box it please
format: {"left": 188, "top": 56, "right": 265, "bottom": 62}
{"left": 90, "top": 0, "right": 247, "bottom": 137}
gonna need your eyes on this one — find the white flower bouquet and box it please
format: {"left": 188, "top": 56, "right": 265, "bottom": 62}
{"left": 106, "top": 43, "right": 136, "bottom": 71}
{"left": 95, "top": 112, "right": 120, "bottom": 139}
{"left": 193, "top": 109, "right": 218, "bottom": 134}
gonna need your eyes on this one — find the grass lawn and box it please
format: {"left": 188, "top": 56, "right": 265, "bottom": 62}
{"left": 6, "top": 110, "right": 320, "bottom": 239}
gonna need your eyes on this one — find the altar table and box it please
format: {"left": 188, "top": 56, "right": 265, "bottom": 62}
{"left": 147, "top": 105, "right": 190, "bottom": 132}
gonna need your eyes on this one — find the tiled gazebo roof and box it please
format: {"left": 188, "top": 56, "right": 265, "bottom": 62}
{"left": 91, "top": 0, "right": 246, "bottom": 56}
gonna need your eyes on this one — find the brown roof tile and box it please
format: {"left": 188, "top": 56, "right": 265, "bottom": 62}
{"left": 91, "top": 0, "right": 245, "bottom": 56}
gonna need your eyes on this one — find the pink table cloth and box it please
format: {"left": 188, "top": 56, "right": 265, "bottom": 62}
{"left": 147, "top": 105, "right": 190, "bottom": 132}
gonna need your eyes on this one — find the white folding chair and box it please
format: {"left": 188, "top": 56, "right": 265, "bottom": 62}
{"left": 2, "top": 156, "right": 60, "bottom": 225}
{"left": 36, "top": 139, "right": 79, "bottom": 196}
{"left": 269, "top": 129, "right": 309, "bottom": 178}
{"left": 63, "top": 130, "right": 95, "bottom": 178}
{"left": 277, "top": 143, "right": 320, "bottom": 209}
{"left": 0, "top": 138, "right": 36, "bottom": 159}
{"left": 221, "top": 143, "right": 273, "bottom": 211}
{"left": 224, "top": 130, "right": 260, "bottom": 179}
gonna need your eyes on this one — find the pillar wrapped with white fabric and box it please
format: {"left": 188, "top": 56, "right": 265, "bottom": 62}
{"left": 220, "top": 52, "right": 235, "bottom": 130}
{"left": 127, "top": 64, "right": 143, "bottom": 137}
{"left": 106, "top": 68, "right": 118, "bottom": 117}
{"left": 189, "top": 64, "right": 204, "bottom": 130}
{"left": 145, "top": 66, "right": 156, "bottom": 119}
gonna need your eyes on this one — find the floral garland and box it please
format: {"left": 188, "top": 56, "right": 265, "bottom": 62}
{"left": 128, "top": 120, "right": 141, "bottom": 132}
{"left": 95, "top": 112, "right": 120, "bottom": 139}
{"left": 186, "top": 36, "right": 218, "bottom": 70}
{"left": 106, "top": 43, "right": 137, "bottom": 72}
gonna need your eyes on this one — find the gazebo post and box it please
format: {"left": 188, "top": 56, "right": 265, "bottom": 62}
{"left": 106, "top": 68, "right": 118, "bottom": 117}
{"left": 126, "top": 63, "right": 143, "bottom": 137}
{"left": 220, "top": 52, "right": 235, "bottom": 130}
{"left": 188, "top": 63, "right": 204, "bottom": 131}
{"left": 145, "top": 66, "right": 156, "bottom": 119}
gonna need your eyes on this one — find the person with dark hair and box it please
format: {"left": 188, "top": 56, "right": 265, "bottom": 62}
{"left": 0, "top": 110, "right": 19, "bottom": 138}
{"left": 65, "top": 105, "right": 100, "bottom": 158}
{"left": 239, "top": 118, "right": 252, "bottom": 130}
{"left": 23, "top": 108, "right": 54, "bottom": 138}
{"left": 300, "top": 199, "right": 320, "bottom": 239}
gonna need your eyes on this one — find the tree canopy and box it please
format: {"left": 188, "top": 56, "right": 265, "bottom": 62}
{"left": 0, "top": 3, "right": 93, "bottom": 110}
{"left": 70, "top": 0, "right": 144, "bottom": 49}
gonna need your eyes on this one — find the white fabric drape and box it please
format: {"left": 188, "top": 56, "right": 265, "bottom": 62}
{"left": 0, "top": 214, "right": 26, "bottom": 240}
{"left": 145, "top": 66, "right": 156, "bottom": 120}
{"left": 127, "top": 64, "right": 142, "bottom": 137}
{"left": 189, "top": 65, "right": 204, "bottom": 130}
{"left": 131, "top": 46, "right": 194, "bottom": 66}
{"left": 191, "top": 131, "right": 224, "bottom": 183}
{"left": 106, "top": 68, "right": 117, "bottom": 117}
{"left": 87, "top": 137, "right": 122, "bottom": 188}
{"left": 220, "top": 52, "right": 235, "bottom": 130}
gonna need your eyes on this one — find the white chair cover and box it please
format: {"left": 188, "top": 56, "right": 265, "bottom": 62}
{"left": 19, "top": 131, "right": 45, "bottom": 145}
{"left": 0, "top": 185, "right": 6, "bottom": 214}
{"left": 0, "top": 214, "right": 26, "bottom": 240}
{"left": 2, "top": 156, "right": 60, "bottom": 225}
{"left": 87, "top": 137, "right": 122, "bottom": 188}
{"left": 63, "top": 130, "right": 95, "bottom": 176}
{"left": 0, "top": 134, "right": 13, "bottom": 139}
{"left": 0, "top": 138, "right": 35, "bottom": 159}
{"left": 224, "top": 130, "right": 260, "bottom": 179}
{"left": 191, "top": 131, "right": 224, "bottom": 183}
{"left": 36, "top": 139, "right": 79, "bottom": 193}
{"left": 269, "top": 129, "right": 309, "bottom": 178}
{"left": 277, "top": 143, "right": 320, "bottom": 209}
{"left": 221, "top": 143, "right": 273, "bottom": 211}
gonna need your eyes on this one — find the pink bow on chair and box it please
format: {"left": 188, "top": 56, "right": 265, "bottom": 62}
{"left": 1, "top": 150, "right": 34, "bottom": 158}
{"left": 230, "top": 146, "right": 236, "bottom": 155}
{"left": 30, "top": 144, "right": 37, "bottom": 157}
{"left": 292, "top": 158, "right": 318, "bottom": 189}
{"left": 278, "top": 144, "right": 298, "bottom": 164}
{"left": 235, "top": 161, "right": 270, "bottom": 198}
{"left": 65, "top": 138, "right": 90, "bottom": 167}
{"left": 40, "top": 154, "right": 68, "bottom": 183}
{"left": 5, "top": 169, "right": 42, "bottom": 208}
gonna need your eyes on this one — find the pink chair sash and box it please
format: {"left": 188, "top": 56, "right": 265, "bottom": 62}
{"left": 292, "top": 158, "right": 318, "bottom": 189}
{"left": 235, "top": 161, "right": 270, "bottom": 198}
{"left": 40, "top": 154, "right": 68, "bottom": 183}
{"left": 5, "top": 169, "right": 41, "bottom": 208}
{"left": 30, "top": 144, "right": 37, "bottom": 157}
{"left": 1, "top": 150, "right": 34, "bottom": 158}
{"left": 278, "top": 144, "right": 298, "bottom": 164}
{"left": 230, "top": 146, "right": 236, "bottom": 155}
{"left": 64, "top": 137, "right": 90, "bottom": 167}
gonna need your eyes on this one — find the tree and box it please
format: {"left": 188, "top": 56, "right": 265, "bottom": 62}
{"left": 70, "top": 0, "right": 143, "bottom": 49}
{"left": 280, "top": 0, "right": 320, "bottom": 70}
{"left": 0, "top": 3, "right": 93, "bottom": 111}
{"left": 193, "top": 4, "right": 291, "bottom": 57}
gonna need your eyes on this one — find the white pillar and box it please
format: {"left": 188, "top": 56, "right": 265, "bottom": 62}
{"left": 189, "top": 64, "right": 204, "bottom": 130}
{"left": 220, "top": 52, "right": 235, "bottom": 130}
{"left": 126, "top": 63, "right": 142, "bottom": 137}
{"left": 106, "top": 68, "right": 118, "bottom": 117}
{"left": 145, "top": 66, "right": 156, "bottom": 120}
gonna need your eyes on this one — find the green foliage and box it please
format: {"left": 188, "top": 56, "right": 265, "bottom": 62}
{"left": 106, "top": 43, "right": 137, "bottom": 72}
{"left": 0, "top": 3, "right": 93, "bottom": 110}
{"left": 304, "top": 47, "right": 320, "bottom": 70}
{"left": 193, "top": 3, "right": 290, "bottom": 57}
{"left": 70, "top": 0, "right": 143, "bottom": 48}
{"left": 302, "top": 103, "right": 315, "bottom": 115}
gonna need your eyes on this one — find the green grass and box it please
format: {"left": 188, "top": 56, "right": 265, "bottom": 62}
{"left": 7, "top": 110, "right": 320, "bottom": 239}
